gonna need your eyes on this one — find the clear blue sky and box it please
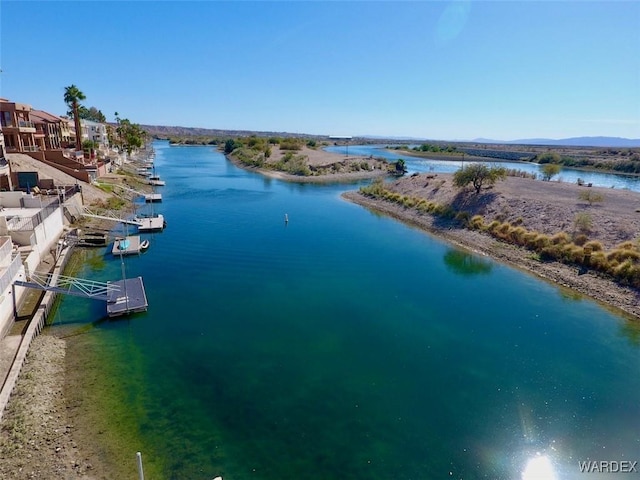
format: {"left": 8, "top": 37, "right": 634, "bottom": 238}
{"left": 2, "top": 1, "right": 639, "bottom": 141}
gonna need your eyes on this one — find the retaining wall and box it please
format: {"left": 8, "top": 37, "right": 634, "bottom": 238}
{"left": 0, "top": 242, "right": 74, "bottom": 421}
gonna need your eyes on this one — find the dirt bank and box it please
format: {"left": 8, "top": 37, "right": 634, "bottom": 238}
{"left": 343, "top": 173, "right": 640, "bottom": 320}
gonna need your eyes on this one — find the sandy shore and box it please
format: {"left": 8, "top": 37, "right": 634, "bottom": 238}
{"left": 0, "top": 334, "right": 109, "bottom": 479}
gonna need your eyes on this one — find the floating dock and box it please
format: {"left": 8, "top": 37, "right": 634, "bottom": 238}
{"left": 112, "top": 235, "right": 148, "bottom": 256}
{"left": 144, "top": 193, "right": 162, "bottom": 203}
{"left": 106, "top": 277, "right": 148, "bottom": 317}
{"left": 136, "top": 214, "right": 166, "bottom": 232}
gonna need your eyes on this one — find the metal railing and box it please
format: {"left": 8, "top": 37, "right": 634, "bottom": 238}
{"left": 18, "top": 120, "right": 35, "bottom": 129}
{"left": 6, "top": 199, "right": 61, "bottom": 232}
{"left": 0, "top": 253, "right": 23, "bottom": 294}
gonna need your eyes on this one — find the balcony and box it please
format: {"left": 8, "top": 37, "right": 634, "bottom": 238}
{"left": 22, "top": 145, "right": 40, "bottom": 152}
{"left": 18, "top": 120, "right": 36, "bottom": 133}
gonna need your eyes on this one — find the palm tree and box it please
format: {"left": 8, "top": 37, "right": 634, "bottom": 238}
{"left": 63, "top": 85, "right": 86, "bottom": 152}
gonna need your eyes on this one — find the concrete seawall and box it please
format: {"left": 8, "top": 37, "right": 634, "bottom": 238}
{"left": 0, "top": 242, "right": 74, "bottom": 421}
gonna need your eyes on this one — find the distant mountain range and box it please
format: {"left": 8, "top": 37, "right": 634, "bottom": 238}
{"left": 472, "top": 136, "right": 640, "bottom": 148}
{"left": 142, "top": 124, "right": 639, "bottom": 148}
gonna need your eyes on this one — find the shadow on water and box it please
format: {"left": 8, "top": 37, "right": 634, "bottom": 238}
{"left": 443, "top": 248, "right": 493, "bottom": 276}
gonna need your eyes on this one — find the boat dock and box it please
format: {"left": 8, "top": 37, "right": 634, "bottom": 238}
{"left": 112, "top": 235, "right": 148, "bottom": 256}
{"left": 144, "top": 193, "right": 162, "bottom": 203}
{"left": 106, "top": 277, "right": 149, "bottom": 317}
{"left": 136, "top": 214, "right": 166, "bottom": 232}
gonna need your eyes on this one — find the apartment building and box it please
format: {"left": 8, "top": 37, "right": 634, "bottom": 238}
{"left": 1, "top": 98, "right": 110, "bottom": 183}
{"left": 0, "top": 131, "right": 13, "bottom": 191}
{"left": 0, "top": 98, "right": 38, "bottom": 154}
{"left": 81, "top": 119, "right": 110, "bottom": 154}
{"left": 31, "top": 109, "right": 65, "bottom": 151}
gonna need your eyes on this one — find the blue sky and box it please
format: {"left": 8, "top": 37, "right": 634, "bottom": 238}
{"left": 1, "top": 1, "right": 639, "bottom": 141}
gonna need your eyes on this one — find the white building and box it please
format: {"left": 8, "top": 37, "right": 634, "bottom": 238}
{"left": 0, "top": 191, "right": 66, "bottom": 337}
{"left": 80, "top": 119, "right": 109, "bottom": 153}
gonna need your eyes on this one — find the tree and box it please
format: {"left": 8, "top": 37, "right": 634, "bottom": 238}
{"left": 390, "top": 158, "right": 407, "bottom": 176}
{"left": 78, "top": 106, "right": 106, "bottom": 123}
{"left": 541, "top": 163, "right": 561, "bottom": 181}
{"left": 536, "top": 152, "right": 561, "bottom": 164}
{"left": 453, "top": 164, "right": 506, "bottom": 194}
{"left": 224, "top": 139, "right": 237, "bottom": 154}
{"left": 64, "top": 84, "right": 86, "bottom": 151}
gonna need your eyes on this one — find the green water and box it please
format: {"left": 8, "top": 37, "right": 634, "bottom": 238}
{"left": 53, "top": 142, "right": 640, "bottom": 479}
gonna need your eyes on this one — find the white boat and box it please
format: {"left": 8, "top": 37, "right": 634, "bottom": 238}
{"left": 140, "top": 239, "right": 150, "bottom": 251}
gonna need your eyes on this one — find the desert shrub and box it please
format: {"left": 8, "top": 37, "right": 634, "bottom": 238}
{"left": 417, "top": 201, "right": 433, "bottom": 213}
{"left": 572, "top": 233, "right": 588, "bottom": 246}
{"left": 583, "top": 240, "right": 604, "bottom": 252}
{"left": 523, "top": 231, "right": 540, "bottom": 247}
{"left": 497, "top": 222, "right": 512, "bottom": 235}
{"left": 532, "top": 233, "right": 551, "bottom": 250}
{"left": 402, "top": 196, "right": 416, "bottom": 208}
{"left": 540, "top": 245, "right": 562, "bottom": 261}
{"left": 486, "top": 220, "right": 501, "bottom": 233}
{"left": 455, "top": 211, "right": 470, "bottom": 225}
{"left": 536, "top": 152, "right": 561, "bottom": 164}
{"left": 606, "top": 248, "right": 640, "bottom": 263}
{"left": 469, "top": 215, "right": 484, "bottom": 230}
{"left": 360, "top": 178, "right": 385, "bottom": 196}
{"left": 563, "top": 244, "right": 585, "bottom": 263}
{"left": 279, "top": 138, "right": 302, "bottom": 151}
{"left": 504, "top": 168, "right": 536, "bottom": 179}
{"left": 578, "top": 190, "right": 604, "bottom": 205}
{"left": 574, "top": 213, "right": 593, "bottom": 233}
{"left": 589, "top": 251, "right": 608, "bottom": 270}
{"left": 612, "top": 260, "right": 639, "bottom": 283}
{"left": 615, "top": 240, "right": 637, "bottom": 251}
{"left": 508, "top": 226, "right": 527, "bottom": 245}
{"left": 551, "top": 232, "right": 571, "bottom": 245}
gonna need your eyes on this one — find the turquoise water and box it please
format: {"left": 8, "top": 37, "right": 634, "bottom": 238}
{"left": 55, "top": 142, "right": 640, "bottom": 479}
{"left": 326, "top": 144, "right": 640, "bottom": 191}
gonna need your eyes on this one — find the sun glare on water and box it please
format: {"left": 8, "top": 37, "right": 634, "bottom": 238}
{"left": 522, "top": 454, "right": 557, "bottom": 480}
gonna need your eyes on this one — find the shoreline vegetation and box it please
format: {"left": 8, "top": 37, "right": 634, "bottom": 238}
{"left": 224, "top": 136, "right": 406, "bottom": 182}
{"left": 223, "top": 140, "right": 640, "bottom": 320}
{"left": 390, "top": 142, "right": 640, "bottom": 175}
{"left": 161, "top": 131, "right": 640, "bottom": 177}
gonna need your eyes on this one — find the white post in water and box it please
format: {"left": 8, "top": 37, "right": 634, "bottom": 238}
{"left": 136, "top": 451, "right": 144, "bottom": 480}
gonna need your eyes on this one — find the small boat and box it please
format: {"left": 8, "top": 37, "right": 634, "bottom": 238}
{"left": 140, "top": 239, "right": 150, "bottom": 251}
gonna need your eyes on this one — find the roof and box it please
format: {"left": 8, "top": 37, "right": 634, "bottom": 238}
{"left": 31, "top": 109, "right": 63, "bottom": 123}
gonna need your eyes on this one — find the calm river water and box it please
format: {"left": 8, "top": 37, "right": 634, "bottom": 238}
{"left": 53, "top": 141, "right": 639, "bottom": 479}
